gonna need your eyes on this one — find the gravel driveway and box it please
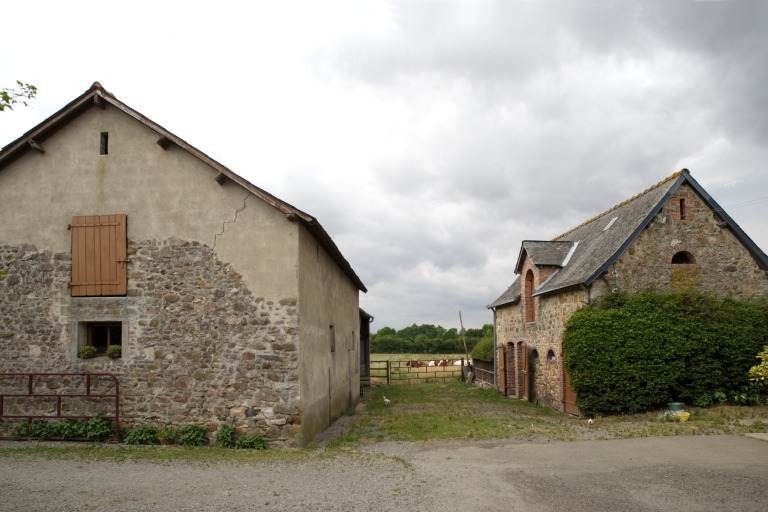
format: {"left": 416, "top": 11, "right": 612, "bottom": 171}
{"left": 2, "top": 434, "right": 767, "bottom": 511}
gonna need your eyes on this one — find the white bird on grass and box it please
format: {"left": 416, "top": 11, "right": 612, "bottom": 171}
{"left": 383, "top": 396, "right": 391, "bottom": 406}
{"left": 587, "top": 418, "right": 594, "bottom": 426}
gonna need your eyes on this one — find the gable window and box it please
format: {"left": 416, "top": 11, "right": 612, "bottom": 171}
{"left": 82, "top": 321, "right": 122, "bottom": 357}
{"left": 100, "top": 132, "right": 109, "bottom": 155}
{"left": 671, "top": 251, "right": 695, "bottom": 265}
{"left": 524, "top": 270, "right": 536, "bottom": 323}
{"left": 70, "top": 214, "right": 128, "bottom": 297}
{"left": 672, "top": 197, "right": 691, "bottom": 221}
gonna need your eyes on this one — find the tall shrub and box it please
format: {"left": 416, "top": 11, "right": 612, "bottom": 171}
{"left": 563, "top": 291, "right": 768, "bottom": 416}
{"left": 470, "top": 336, "right": 494, "bottom": 361}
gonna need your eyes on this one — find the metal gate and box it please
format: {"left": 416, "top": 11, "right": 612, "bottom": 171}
{"left": 0, "top": 372, "right": 120, "bottom": 442}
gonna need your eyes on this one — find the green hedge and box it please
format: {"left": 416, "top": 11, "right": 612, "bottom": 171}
{"left": 470, "top": 336, "right": 494, "bottom": 361}
{"left": 563, "top": 291, "right": 768, "bottom": 416}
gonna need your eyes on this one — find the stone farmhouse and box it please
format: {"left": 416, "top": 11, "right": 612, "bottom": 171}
{"left": 0, "top": 82, "right": 368, "bottom": 447}
{"left": 487, "top": 170, "right": 768, "bottom": 415}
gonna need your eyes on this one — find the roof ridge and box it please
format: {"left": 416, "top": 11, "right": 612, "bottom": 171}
{"left": 552, "top": 169, "right": 685, "bottom": 241}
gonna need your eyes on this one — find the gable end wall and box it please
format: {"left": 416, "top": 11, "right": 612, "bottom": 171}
{"left": 607, "top": 183, "right": 768, "bottom": 297}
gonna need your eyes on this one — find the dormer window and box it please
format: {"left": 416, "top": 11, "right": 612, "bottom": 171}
{"left": 603, "top": 217, "right": 619, "bottom": 231}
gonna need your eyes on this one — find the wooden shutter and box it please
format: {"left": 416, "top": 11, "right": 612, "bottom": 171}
{"left": 70, "top": 214, "right": 127, "bottom": 296}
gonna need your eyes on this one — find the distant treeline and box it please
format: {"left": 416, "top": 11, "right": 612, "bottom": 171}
{"left": 371, "top": 323, "right": 494, "bottom": 354}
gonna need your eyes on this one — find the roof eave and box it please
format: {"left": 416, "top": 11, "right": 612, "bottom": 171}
{"left": 0, "top": 84, "right": 103, "bottom": 170}
{"left": 513, "top": 245, "right": 528, "bottom": 274}
{"left": 486, "top": 295, "right": 520, "bottom": 309}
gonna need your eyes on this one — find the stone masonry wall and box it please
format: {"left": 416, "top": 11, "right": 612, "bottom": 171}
{"left": 0, "top": 239, "right": 302, "bottom": 447}
{"left": 495, "top": 266, "right": 586, "bottom": 411}
{"left": 609, "top": 184, "right": 768, "bottom": 298}
{"left": 525, "top": 288, "right": 585, "bottom": 410}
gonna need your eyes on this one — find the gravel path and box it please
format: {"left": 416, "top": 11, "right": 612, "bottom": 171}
{"left": 2, "top": 434, "right": 768, "bottom": 511}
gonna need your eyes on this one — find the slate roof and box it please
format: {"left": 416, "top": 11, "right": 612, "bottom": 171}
{"left": 515, "top": 240, "right": 575, "bottom": 271}
{"left": 0, "top": 82, "right": 367, "bottom": 292}
{"left": 488, "top": 170, "right": 768, "bottom": 309}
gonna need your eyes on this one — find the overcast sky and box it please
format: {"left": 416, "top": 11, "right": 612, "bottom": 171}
{"left": 2, "top": 0, "right": 767, "bottom": 332}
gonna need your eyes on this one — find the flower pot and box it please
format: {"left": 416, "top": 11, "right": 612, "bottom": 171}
{"left": 667, "top": 402, "right": 685, "bottom": 412}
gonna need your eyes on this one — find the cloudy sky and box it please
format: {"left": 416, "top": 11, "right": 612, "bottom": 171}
{"left": 2, "top": 0, "right": 767, "bottom": 331}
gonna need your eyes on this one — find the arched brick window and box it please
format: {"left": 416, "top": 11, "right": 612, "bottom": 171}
{"left": 524, "top": 269, "right": 536, "bottom": 323}
{"left": 671, "top": 251, "right": 695, "bottom": 265}
{"left": 547, "top": 349, "right": 556, "bottom": 362}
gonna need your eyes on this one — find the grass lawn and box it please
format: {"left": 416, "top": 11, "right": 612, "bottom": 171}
{"left": 337, "top": 380, "right": 768, "bottom": 446}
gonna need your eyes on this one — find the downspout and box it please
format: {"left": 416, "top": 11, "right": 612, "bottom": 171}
{"left": 491, "top": 307, "right": 498, "bottom": 390}
{"left": 579, "top": 283, "right": 592, "bottom": 305}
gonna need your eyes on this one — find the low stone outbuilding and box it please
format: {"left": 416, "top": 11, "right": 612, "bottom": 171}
{"left": 488, "top": 170, "right": 768, "bottom": 414}
{"left": 0, "top": 82, "right": 367, "bottom": 447}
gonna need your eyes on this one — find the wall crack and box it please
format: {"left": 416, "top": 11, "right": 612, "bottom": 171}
{"left": 213, "top": 191, "right": 251, "bottom": 249}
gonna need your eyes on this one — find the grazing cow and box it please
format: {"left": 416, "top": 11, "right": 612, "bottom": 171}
{"left": 406, "top": 360, "right": 426, "bottom": 368}
{"left": 437, "top": 359, "right": 449, "bottom": 366}
{"left": 428, "top": 360, "right": 436, "bottom": 367}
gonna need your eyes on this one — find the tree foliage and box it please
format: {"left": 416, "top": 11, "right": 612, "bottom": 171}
{"left": 1, "top": 81, "right": 37, "bottom": 112}
{"left": 563, "top": 291, "right": 768, "bottom": 417}
{"left": 470, "top": 335, "right": 495, "bottom": 361}
{"left": 371, "top": 323, "right": 492, "bottom": 354}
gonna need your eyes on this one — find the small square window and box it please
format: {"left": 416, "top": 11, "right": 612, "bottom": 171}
{"left": 85, "top": 321, "right": 122, "bottom": 356}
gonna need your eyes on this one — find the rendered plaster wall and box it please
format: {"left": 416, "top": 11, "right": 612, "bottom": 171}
{"left": 0, "top": 103, "right": 299, "bottom": 299}
{"left": 297, "top": 226, "right": 360, "bottom": 446}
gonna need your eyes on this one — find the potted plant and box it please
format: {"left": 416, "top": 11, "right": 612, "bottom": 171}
{"left": 79, "top": 346, "right": 97, "bottom": 359}
{"left": 107, "top": 344, "right": 122, "bottom": 359}
{"left": 157, "top": 427, "right": 176, "bottom": 445}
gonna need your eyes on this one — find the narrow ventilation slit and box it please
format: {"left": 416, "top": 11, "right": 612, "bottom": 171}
{"left": 100, "top": 132, "right": 109, "bottom": 155}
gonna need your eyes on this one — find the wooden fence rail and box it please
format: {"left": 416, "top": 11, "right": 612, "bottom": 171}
{"left": 370, "top": 359, "right": 468, "bottom": 386}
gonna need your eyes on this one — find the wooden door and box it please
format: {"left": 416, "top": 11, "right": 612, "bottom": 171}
{"left": 520, "top": 342, "right": 529, "bottom": 401}
{"left": 563, "top": 364, "right": 580, "bottom": 416}
{"left": 504, "top": 343, "right": 516, "bottom": 397}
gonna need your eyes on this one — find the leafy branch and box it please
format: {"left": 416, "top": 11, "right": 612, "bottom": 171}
{"left": 1, "top": 81, "right": 38, "bottom": 112}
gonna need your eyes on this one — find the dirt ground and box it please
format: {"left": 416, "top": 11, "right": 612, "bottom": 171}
{"left": 3, "top": 392, "right": 768, "bottom": 511}
{"left": 2, "top": 434, "right": 767, "bottom": 511}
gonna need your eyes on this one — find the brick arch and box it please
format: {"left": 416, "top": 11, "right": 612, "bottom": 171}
{"left": 524, "top": 269, "right": 536, "bottom": 323}
{"left": 671, "top": 250, "right": 696, "bottom": 265}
